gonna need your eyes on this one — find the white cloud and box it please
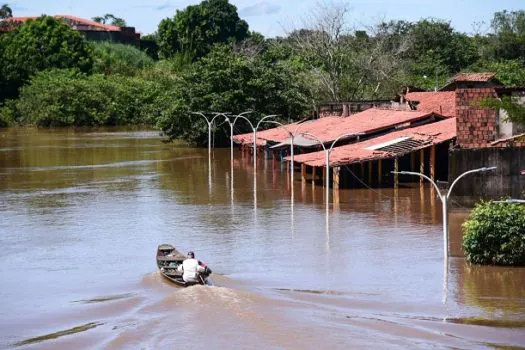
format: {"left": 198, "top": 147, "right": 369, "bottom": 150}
{"left": 240, "top": 2, "right": 280, "bottom": 17}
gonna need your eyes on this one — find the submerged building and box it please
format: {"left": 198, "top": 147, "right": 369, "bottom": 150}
{"left": 234, "top": 72, "right": 524, "bottom": 197}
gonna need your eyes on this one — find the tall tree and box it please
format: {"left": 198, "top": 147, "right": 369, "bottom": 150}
{"left": 0, "top": 3, "right": 12, "bottom": 18}
{"left": 490, "top": 10, "right": 525, "bottom": 60}
{"left": 158, "top": 0, "right": 249, "bottom": 59}
{"left": 0, "top": 16, "right": 93, "bottom": 101}
{"left": 156, "top": 44, "right": 311, "bottom": 144}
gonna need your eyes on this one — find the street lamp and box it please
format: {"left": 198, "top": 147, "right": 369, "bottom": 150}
{"left": 191, "top": 112, "right": 230, "bottom": 194}
{"left": 232, "top": 114, "right": 277, "bottom": 174}
{"left": 259, "top": 120, "right": 296, "bottom": 182}
{"left": 300, "top": 132, "right": 364, "bottom": 213}
{"left": 190, "top": 112, "right": 230, "bottom": 154}
{"left": 392, "top": 166, "right": 497, "bottom": 259}
{"left": 229, "top": 111, "right": 253, "bottom": 164}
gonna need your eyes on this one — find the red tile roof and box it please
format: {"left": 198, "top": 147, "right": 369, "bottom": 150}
{"left": 287, "top": 118, "right": 457, "bottom": 167}
{"left": 453, "top": 72, "right": 496, "bottom": 82}
{"left": 233, "top": 108, "right": 440, "bottom": 146}
{"left": 405, "top": 91, "right": 456, "bottom": 118}
{"left": 4, "top": 15, "right": 121, "bottom": 31}
{"left": 233, "top": 121, "right": 302, "bottom": 146}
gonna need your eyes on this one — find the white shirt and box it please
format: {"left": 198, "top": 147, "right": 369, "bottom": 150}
{"left": 177, "top": 258, "right": 205, "bottom": 282}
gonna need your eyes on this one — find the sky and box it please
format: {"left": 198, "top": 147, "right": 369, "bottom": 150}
{"left": 6, "top": 0, "right": 525, "bottom": 37}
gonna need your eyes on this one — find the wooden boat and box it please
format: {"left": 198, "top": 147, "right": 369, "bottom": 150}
{"left": 156, "top": 244, "right": 212, "bottom": 287}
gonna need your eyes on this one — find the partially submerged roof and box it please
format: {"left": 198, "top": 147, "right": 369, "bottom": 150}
{"left": 405, "top": 91, "right": 456, "bottom": 118}
{"left": 287, "top": 118, "right": 457, "bottom": 167}
{"left": 233, "top": 108, "right": 442, "bottom": 147}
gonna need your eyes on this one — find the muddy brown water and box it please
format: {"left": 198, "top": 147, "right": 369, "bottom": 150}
{"left": 0, "top": 127, "right": 524, "bottom": 349}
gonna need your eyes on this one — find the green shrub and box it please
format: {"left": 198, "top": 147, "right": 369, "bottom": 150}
{"left": 0, "top": 99, "right": 18, "bottom": 127}
{"left": 463, "top": 201, "right": 525, "bottom": 266}
{"left": 12, "top": 69, "right": 168, "bottom": 127}
{"left": 91, "top": 42, "right": 154, "bottom": 76}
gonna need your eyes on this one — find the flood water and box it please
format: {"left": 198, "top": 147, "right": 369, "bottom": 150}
{"left": 0, "top": 127, "right": 524, "bottom": 349}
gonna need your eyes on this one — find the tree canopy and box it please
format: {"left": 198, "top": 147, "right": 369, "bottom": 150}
{"left": 0, "top": 16, "right": 93, "bottom": 100}
{"left": 158, "top": 0, "right": 249, "bottom": 59}
{"left": 2, "top": 0, "right": 525, "bottom": 137}
{"left": 0, "top": 3, "right": 12, "bottom": 19}
{"left": 92, "top": 13, "right": 127, "bottom": 27}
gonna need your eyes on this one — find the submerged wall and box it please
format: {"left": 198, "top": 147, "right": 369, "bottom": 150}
{"left": 448, "top": 147, "right": 525, "bottom": 198}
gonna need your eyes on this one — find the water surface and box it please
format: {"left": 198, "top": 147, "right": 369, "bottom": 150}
{"left": 0, "top": 127, "right": 524, "bottom": 349}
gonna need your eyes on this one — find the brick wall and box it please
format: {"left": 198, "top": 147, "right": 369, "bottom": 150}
{"left": 455, "top": 88, "right": 498, "bottom": 148}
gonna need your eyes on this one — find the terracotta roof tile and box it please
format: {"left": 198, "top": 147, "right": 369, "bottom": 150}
{"left": 288, "top": 118, "right": 457, "bottom": 167}
{"left": 233, "top": 108, "right": 439, "bottom": 146}
{"left": 5, "top": 15, "right": 121, "bottom": 31}
{"left": 453, "top": 72, "right": 496, "bottom": 82}
{"left": 405, "top": 92, "right": 456, "bottom": 117}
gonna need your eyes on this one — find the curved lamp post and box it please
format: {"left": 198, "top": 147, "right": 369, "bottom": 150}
{"left": 392, "top": 166, "right": 496, "bottom": 304}
{"left": 259, "top": 120, "right": 313, "bottom": 186}
{"left": 392, "top": 166, "right": 496, "bottom": 260}
{"left": 300, "top": 132, "right": 365, "bottom": 213}
{"left": 229, "top": 111, "right": 253, "bottom": 164}
{"left": 191, "top": 112, "right": 230, "bottom": 194}
{"left": 190, "top": 112, "right": 229, "bottom": 154}
{"left": 232, "top": 114, "right": 277, "bottom": 174}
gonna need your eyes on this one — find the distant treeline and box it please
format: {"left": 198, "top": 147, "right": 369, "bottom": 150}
{"left": 1, "top": 1, "right": 525, "bottom": 145}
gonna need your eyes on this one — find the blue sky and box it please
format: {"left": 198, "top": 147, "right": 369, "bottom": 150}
{"left": 7, "top": 0, "right": 525, "bottom": 37}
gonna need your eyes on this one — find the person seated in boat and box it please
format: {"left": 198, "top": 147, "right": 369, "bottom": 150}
{"left": 177, "top": 251, "right": 206, "bottom": 283}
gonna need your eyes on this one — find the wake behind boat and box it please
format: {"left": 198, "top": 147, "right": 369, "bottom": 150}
{"left": 156, "top": 244, "right": 212, "bottom": 286}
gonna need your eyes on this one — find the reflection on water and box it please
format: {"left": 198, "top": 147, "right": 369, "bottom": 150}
{"left": 0, "top": 127, "right": 524, "bottom": 349}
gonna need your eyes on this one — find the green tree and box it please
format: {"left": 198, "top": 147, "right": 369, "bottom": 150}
{"left": 0, "top": 16, "right": 93, "bottom": 101}
{"left": 407, "top": 19, "right": 478, "bottom": 76}
{"left": 92, "top": 41, "right": 154, "bottom": 76}
{"left": 140, "top": 33, "right": 159, "bottom": 60}
{"left": 463, "top": 201, "right": 525, "bottom": 266}
{"left": 92, "top": 13, "right": 127, "bottom": 27}
{"left": 490, "top": 10, "right": 525, "bottom": 60}
{"left": 157, "top": 44, "right": 311, "bottom": 144}
{"left": 8, "top": 69, "right": 161, "bottom": 126}
{"left": 0, "top": 3, "right": 12, "bottom": 18}
{"left": 157, "top": 0, "right": 249, "bottom": 59}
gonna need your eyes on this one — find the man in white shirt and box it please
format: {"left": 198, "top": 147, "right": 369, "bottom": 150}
{"left": 177, "top": 251, "right": 206, "bottom": 283}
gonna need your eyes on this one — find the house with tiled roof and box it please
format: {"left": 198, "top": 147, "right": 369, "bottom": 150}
{"left": 1, "top": 15, "right": 140, "bottom": 46}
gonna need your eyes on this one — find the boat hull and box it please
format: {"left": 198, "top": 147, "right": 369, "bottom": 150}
{"left": 156, "top": 244, "right": 211, "bottom": 287}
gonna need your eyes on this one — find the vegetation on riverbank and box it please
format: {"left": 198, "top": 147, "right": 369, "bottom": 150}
{"left": 463, "top": 201, "right": 525, "bottom": 266}
{"left": 1, "top": 1, "right": 525, "bottom": 144}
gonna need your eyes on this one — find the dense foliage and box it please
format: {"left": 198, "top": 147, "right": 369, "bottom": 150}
{"left": 1, "top": 0, "right": 525, "bottom": 144}
{"left": 92, "top": 42, "right": 154, "bottom": 76}
{"left": 463, "top": 201, "right": 525, "bottom": 266}
{"left": 4, "top": 69, "right": 162, "bottom": 126}
{"left": 157, "top": 45, "right": 311, "bottom": 144}
{"left": 157, "top": 0, "right": 249, "bottom": 59}
{"left": 0, "top": 16, "right": 93, "bottom": 100}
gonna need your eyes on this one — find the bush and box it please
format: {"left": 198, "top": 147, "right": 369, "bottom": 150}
{"left": 463, "top": 201, "right": 525, "bottom": 266}
{"left": 0, "top": 16, "right": 92, "bottom": 101}
{"left": 92, "top": 42, "right": 154, "bottom": 76}
{"left": 0, "top": 99, "right": 18, "bottom": 127}
{"left": 12, "top": 69, "right": 168, "bottom": 127}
